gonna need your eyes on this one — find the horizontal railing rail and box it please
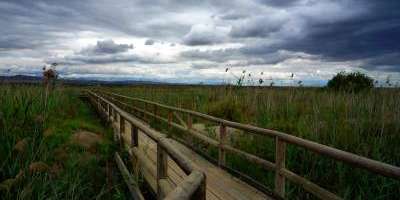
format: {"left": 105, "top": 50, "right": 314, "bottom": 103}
{"left": 87, "top": 91, "right": 206, "bottom": 200}
{"left": 96, "top": 90, "right": 400, "bottom": 200}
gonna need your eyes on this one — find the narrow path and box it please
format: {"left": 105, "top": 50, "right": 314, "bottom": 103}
{"left": 118, "top": 121, "right": 271, "bottom": 200}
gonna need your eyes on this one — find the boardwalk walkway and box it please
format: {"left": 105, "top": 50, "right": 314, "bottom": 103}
{"left": 119, "top": 123, "right": 271, "bottom": 200}
{"left": 88, "top": 90, "right": 400, "bottom": 200}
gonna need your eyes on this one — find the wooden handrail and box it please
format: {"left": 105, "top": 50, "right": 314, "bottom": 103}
{"left": 87, "top": 91, "right": 206, "bottom": 200}
{"left": 96, "top": 90, "right": 400, "bottom": 200}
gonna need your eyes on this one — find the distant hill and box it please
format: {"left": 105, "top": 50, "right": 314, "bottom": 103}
{"left": 0, "top": 75, "right": 163, "bottom": 86}
{"left": 0, "top": 75, "right": 42, "bottom": 83}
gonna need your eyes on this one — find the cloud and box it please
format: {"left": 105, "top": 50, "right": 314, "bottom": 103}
{"left": 0, "top": 0, "right": 399, "bottom": 83}
{"left": 217, "top": 10, "right": 248, "bottom": 20}
{"left": 182, "top": 24, "right": 229, "bottom": 46}
{"left": 255, "top": 0, "right": 299, "bottom": 7}
{"left": 47, "top": 40, "right": 174, "bottom": 65}
{"left": 190, "top": 61, "right": 219, "bottom": 69}
{"left": 230, "top": 14, "right": 288, "bottom": 38}
{"left": 362, "top": 53, "right": 400, "bottom": 72}
{"left": 144, "top": 39, "right": 155, "bottom": 45}
{"left": 80, "top": 40, "right": 133, "bottom": 55}
{"left": 180, "top": 48, "right": 241, "bottom": 62}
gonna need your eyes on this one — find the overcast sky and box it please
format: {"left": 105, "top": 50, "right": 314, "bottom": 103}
{"left": 0, "top": 0, "right": 399, "bottom": 85}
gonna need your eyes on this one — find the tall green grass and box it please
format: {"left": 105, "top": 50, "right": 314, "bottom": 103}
{"left": 0, "top": 85, "right": 127, "bottom": 199}
{"left": 100, "top": 85, "right": 400, "bottom": 199}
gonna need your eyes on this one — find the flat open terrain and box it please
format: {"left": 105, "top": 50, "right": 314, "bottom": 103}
{"left": 98, "top": 85, "right": 400, "bottom": 199}
{"left": 1, "top": 85, "right": 399, "bottom": 199}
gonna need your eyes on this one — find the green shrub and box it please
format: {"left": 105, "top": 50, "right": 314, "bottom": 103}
{"left": 327, "top": 72, "right": 374, "bottom": 92}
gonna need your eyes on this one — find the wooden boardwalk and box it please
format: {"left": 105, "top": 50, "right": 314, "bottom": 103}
{"left": 119, "top": 122, "right": 271, "bottom": 200}
{"left": 88, "top": 90, "right": 400, "bottom": 200}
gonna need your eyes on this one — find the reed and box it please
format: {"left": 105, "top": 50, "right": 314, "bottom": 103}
{"left": 101, "top": 85, "right": 400, "bottom": 199}
{"left": 0, "top": 85, "right": 127, "bottom": 199}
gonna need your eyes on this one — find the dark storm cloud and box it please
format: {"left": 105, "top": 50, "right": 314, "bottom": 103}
{"left": 255, "top": 0, "right": 299, "bottom": 7}
{"left": 182, "top": 24, "right": 228, "bottom": 46}
{"left": 280, "top": 1, "right": 400, "bottom": 62}
{"left": 229, "top": 15, "right": 285, "bottom": 38}
{"left": 362, "top": 53, "right": 400, "bottom": 72}
{"left": 144, "top": 39, "right": 155, "bottom": 45}
{"left": 181, "top": 47, "right": 314, "bottom": 66}
{"left": 80, "top": 40, "right": 133, "bottom": 55}
{"left": 0, "top": 0, "right": 399, "bottom": 79}
{"left": 227, "top": 1, "right": 400, "bottom": 71}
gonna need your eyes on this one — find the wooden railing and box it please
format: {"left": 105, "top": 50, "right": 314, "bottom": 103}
{"left": 96, "top": 90, "right": 400, "bottom": 200}
{"left": 88, "top": 91, "right": 206, "bottom": 200}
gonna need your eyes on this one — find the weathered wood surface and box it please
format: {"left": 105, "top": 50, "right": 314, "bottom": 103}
{"left": 118, "top": 121, "right": 271, "bottom": 200}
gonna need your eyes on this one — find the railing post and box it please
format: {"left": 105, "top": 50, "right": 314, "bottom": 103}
{"left": 131, "top": 124, "right": 138, "bottom": 147}
{"left": 187, "top": 114, "right": 193, "bottom": 144}
{"left": 218, "top": 124, "right": 227, "bottom": 167}
{"left": 144, "top": 102, "right": 148, "bottom": 123}
{"left": 113, "top": 108, "right": 117, "bottom": 122}
{"left": 97, "top": 96, "right": 100, "bottom": 111}
{"left": 275, "top": 137, "right": 286, "bottom": 197}
{"left": 119, "top": 115, "right": 125, "bottom": 147}
{"left": 141, "top": 102, "right": 146, "bottom": 119}
{"left": 153, "top": 104, "right": 158, "bottom": 117}
{"left": 168, "top": 111, "right": 173, "bottom": 129}
{"left": 107, "top": 104, "right": 111, "bottom": 122}
{"left": 157, "top": 144, "right": 168, "bottom": 199}
{"left": 192, "top": 174, "right": 206, "bottom": 200}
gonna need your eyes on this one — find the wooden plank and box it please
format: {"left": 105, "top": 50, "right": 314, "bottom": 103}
{"left": 135, "top": 130, "right": 268, "bottom": 200}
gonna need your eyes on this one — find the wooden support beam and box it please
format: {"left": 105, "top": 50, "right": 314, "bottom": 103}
{"left": 110, "top": 107, "right": 113, "bottom": 122}
{"left": 218, "top": 124, "right": 227, "bottom": 167}
{"left": 187, "top": 114, "right": 193, "bottom": 129}
{"left": 107, "top": 104, "right": 111, "bottom": 122}
{"left": 131, "top": 124, "right": 138, "bottom": 147}
{"left": 153, "top": 104, "right": 158, "bottom": 118}
{"left": 157, "top": 144, "right": 168, "bottom": 200}
{"left": 187, "top": 114, "right": 193, "bottom": 145}
{"left": 275, "top": 137, "right": 286, "bottom": 197}
{"left": 168, "top": 111, "right": 173, "bottom": 129}
{"left": 119, "top": 115, "right": 125, "bottom": 146}
{"left": 192, "top": 173, "right": 206, "bottom": 200}
{"left": 144, "top": 102, "right": 148, "bottom": 122}
{"left": 113, "top": 108, "right": 117, "bottom": 122}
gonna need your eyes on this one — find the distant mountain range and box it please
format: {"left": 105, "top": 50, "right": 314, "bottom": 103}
{"left": 0, "top": 75, "right": 164, "bottom": 86}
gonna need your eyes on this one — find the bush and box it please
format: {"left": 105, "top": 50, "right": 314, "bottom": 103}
{"left": 327, "top": 72, "right": 374, "bottom": 92}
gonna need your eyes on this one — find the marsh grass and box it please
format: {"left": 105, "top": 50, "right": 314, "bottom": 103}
{"left": 0, "top": 85, "right": 128, "bottom": 199}
{"left": 102, "top": 85, "right": 400, "bottom": 199}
